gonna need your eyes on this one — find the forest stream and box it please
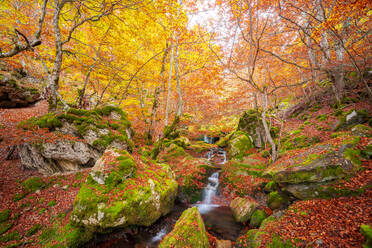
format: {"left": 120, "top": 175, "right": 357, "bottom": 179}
{"left": 89, "top": 137, "right": 242, "bottom": 247}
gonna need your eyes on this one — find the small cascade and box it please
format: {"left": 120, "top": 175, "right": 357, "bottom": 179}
{"left": 203, "top": 172, "right": 219, "bottom": 204}
{"left": 150, "top": 227, "right": 167, "bottom": 243}
{"left": 207, "top": 148, "right": 227, "bottom": 165}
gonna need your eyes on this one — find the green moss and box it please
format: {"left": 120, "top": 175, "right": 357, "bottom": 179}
{"left": 13, "top": 193, "right": 26, "bottom": 202}
{"left": 250, "top": 210, "right": 267, "bottom": 228}
{"left": 47, "top": 200, "right": 56, "bottom": 207}
{"left": 361, "top": 145, "right": 372, "bottom": 159}
{"left": 0, "top": 209, "right": 10, "bottom": 223}
{"left": 343, "top": 148, "right": 361, "bottom": 166}
{"left": 361, "top": 224, "right": 372, "bottom": 248}
{"left": 316, "top": 114, "right": 328, "bottom": 121}
{"left": 22, "top": 177, "right": 45, "bottom": 192}
{"left": 260, "top": 150, "right": 270, "bottom": 158}
{"left": 0, "top": 222, "right": 13, "bottom": 235}
{"left": 268, "top": 191, "right": 287, "bottom": 209}
{"left": 26, "top": 223, "right": 42, "bottom": 237}
{"left": 0, "top": 231, "right": 20, "bottom": 242}
{"left": 264, "top": 181, "right": 277, "bottom": 192}
{"left": 159, "top": 207, "right": 209, "bottom": 248}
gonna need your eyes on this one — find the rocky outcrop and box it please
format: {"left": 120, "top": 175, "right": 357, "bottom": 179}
{"left": 230, "top": 197, "right": 259, "bottom": 223}
{"left": 0, "top": 72, "right": 40, "bottom": 108}
{"left": 159, "top": 207, "right": 210, "bottom": 248}
{"left": 264, "top": 138, "right": 363, "bottom": 200}
{"left": 18, "top": 106, "right": 133, "bottom": 174}
{"left": 70, "top": 150, "right": 178, "bottom": 231}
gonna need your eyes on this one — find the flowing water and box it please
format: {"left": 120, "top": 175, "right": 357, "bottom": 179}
{"left": 91, "top": 137, "right": 242, "bottom": 247}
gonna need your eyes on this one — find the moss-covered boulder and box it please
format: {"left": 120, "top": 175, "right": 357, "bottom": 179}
{"left": 0, "top": 72, "right": 41, "bottom": 108}
{"left": 228, "top": 131, "right": 254, "bottom": 159}
{"left": 264, "top": 181, "right": 278, "bottom": 193}
{"left": 360, "top": 224, "right": 372, "bottom": 248}
{"left": 265, "top": 143, "right": 361, "bottom": 184}
{"left": 267, "top": 191, "right": 288, "bottom": 209}
{"left": 18, "top": 106, "right": 133, "bottom": 174}
{"left": 237, "top": 109, "right": 266, "bottom": 148}
{"left": 236, "top": 215, "right": 293, "bottom": 248}
{"left": 351, "top": 124, "right": 372, "bottom": 137}
{"left": 333, "top": 109, "right": 370, "bottom": 131}
{"left": 230, "top": 197, "right": 259, "bottom": 223}
{"left": 70, "top": 150, "right": 178, "bottom": 232}
{"left": 249, "top": 209, "right": 267, "bottom": 228}
{"left": 159, "top": 207, "right": 209, "bottom": 248}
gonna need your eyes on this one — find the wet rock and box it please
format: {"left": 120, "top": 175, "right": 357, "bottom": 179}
{"left": 216, "top": 239, "right": 232, "bottom": 248}
{"left": 230, "top": 197, "right": 258, "bottom": 223}
{"left": 159, "top": 207, "right": 209, "bottom": 248}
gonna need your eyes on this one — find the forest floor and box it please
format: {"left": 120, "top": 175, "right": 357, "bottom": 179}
{"left": 0, "top": 97, "right": 371, "bottom": 248}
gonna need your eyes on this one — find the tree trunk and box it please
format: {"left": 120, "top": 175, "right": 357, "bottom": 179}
{"left": 49, "top": 0, "right": 63, "bottom": 112}
{"left": 261, "top": 90, "right": 277, "bottom": 162}
{"left": 164, "top": 38, "right": 175, "bottom": 126}
{"left": 174, "top": 32, "right": 183, "bottom": 117}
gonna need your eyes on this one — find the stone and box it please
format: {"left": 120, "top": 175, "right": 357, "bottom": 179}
{"left": 351, "top": 124, "right": 372, "bottom": 137}
{"left": 230, "top": 197, "right": 258, "bottom": 223}
{"left": 18, "top": 107, "right": 133, "bottom": 174}
{"left": 159, "top": 207, "right": 209, "bottom": 248}
{"left": 249, "top": 209, "right": 267, "bottom": 228}
{"left": 333, "top": 109, "right": 369, "bottom": 131}
{"left": 267, "top": 191, "right": 288, "bottom": 209}
{"left": 237, "top": 109, "right": 266, "bottom": 148}
{"left": 0, "top": 72, "right": 40, "bottom": 108}
{"left": 70, "top": 151, "right": 178, "bottom": 232}
{"left": 228, "top": 132, "right": 254, "bottom": 159}
{"left": 216, "top": 240, "right": 232, "bottom": 248}
{"left": 264, "top": 144, "right": 361, "bottom": 184}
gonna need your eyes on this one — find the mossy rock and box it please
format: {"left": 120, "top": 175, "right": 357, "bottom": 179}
{"left": 22, "top": 177, "right": 46, "bottom": 192}
{"left": 265, "top": 144, "right": 362, "bottom": 185}
{"left": 361, "top": 224, "right": 372, "bottom": 248}
{"left": 351, "top": 124, "right": 372, "bottom": 137}
{"left": 264, "top": 181, "right": 278, "bottom": 193}
{"left": 267, "top": 191, "right": 288, "bottom": 209}
{"left": 228, "top": 131, "right": 254, "bottom": 159}
{"left": 230, "top": 197, "right": 258, "bottom": 223}
{"left": 39, "top": 222, "right": 93, "bottom": 248}
{"left": 361, "top": 145, "right": 372, "bottom": 160}
{"left": 284, "top": 181, "right": 366, "bottom": 200}
{"left": 70, "top": 151, "right": 178, "bottom": 232}
{"left": 334, "top": 109, "right": 370, "bottom": 131}
{"left": 159, "top": 207, "right": 209, "bottom": 248}
{"left": 250, "top": 209, "right": 267, "bottom": 228}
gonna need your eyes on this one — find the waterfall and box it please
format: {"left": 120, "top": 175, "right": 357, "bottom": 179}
{"left": 203, "top": 172, "right": 219, "bottom": 204}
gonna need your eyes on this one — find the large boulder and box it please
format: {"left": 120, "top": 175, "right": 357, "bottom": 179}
{"left": 18, "top": 106, "right": 133, "bottom": 174}
{"left": 70, "top": 150, "right": 178, "bottom": 231}
{"left": 159, "top": 207, "right": 210, "bottom": 248}
{"left": 228, "top": 131, "right": 254, "bottom": 159}
{"left": 0, "top": 72, "right": 41, "bottom": 108}
{"left": 264, "top": 143, "right": 361, "bottom": 184}
{"left": 265, "top": 137, "right": 363, "bottom": 200}
{"left": 333, "top": 109, "right": 370, "bottom": 131}
{"left": 237, "top": 109, "right": 266, "bottom": 148}
{"left": 230, "top": 197, "right": 259, "bottom": 223}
